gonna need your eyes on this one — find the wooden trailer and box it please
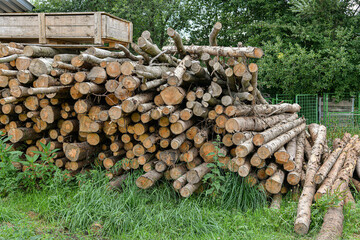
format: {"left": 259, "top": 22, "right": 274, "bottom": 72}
{"left": 0, "top": 12, "right": 133, "bottom": 47}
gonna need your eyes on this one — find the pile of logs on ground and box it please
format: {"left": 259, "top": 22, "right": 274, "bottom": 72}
{"left": 0, "top": 23, "right": 359, "bottom": 239}
{"left": 295, "top": 127, "right": 360, "bottom": 240}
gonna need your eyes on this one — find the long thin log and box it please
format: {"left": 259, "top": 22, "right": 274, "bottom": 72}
{"left": 253, "top": 118, "right": 305, "bottom": 146}
{"left": 257, "top": 123, "right": 306, "bottom": 159}
{"left": 163, "top": 45, "right": 264, "bottom": 58}
{"left": 287, "top": 132, "right": 305, "bottom": 185}
{"left": 294, "top": 125, "right": 327, "bottom": 235}
{"left": 225, "top": 113, "right": 296, "bottom": 133}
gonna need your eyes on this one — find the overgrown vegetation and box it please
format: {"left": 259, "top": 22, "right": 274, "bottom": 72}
{"left": 31, "top": 0, "right": 360, "bottom": 97}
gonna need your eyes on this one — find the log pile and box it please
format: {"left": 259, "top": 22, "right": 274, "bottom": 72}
{"left": 294, "top": 126, "right": 360, "bottom": 239}
{"left": 0, "top": 23, "right": 359, "bottom": 238}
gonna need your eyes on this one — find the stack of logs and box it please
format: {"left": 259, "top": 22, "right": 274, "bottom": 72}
{"left": 0, "top": 23, "right": 359, "bottom": 239}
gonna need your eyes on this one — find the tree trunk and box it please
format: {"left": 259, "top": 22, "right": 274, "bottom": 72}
{"left": 23, "top": 46, "right": 64, "bottom": 57}
{"left": 64, "top": 142, "right": 99, "bottom": 162}
{"left": 225, "top": 113, "right": 295, "bottom": 133}
{"left": 180, "top": 182, "right": 201, "bottom": 197}
{"left": 121, "top": 93, "right": 154, "bottom": 113}
{"left": 167, "top": 28, "right": 186, "bottom": 56}
{"left": 170, "top": 164, "right": 187, "bottom": 180}
{"left": 160, "top": 86, "right": 185, "bottom": 106}
{"left": 316, "top": 148, "right": 359, "bottom": 240}
{"left": 160, "top": 149, "right": 180, "bottom": 166}
{"left": 235, "top": 138, "right": 254, "bottom": 157}
{"left": 162, "top": 45, "right": 264, "bottom": 58}
{"left": 8, "top": 128, "right": 42, "bottom": 143}
{"left": 294, "top": 125, "right": 327, "bottom": 235}
{"left": 270, "top": 194, "right": 282, "bottom": 209}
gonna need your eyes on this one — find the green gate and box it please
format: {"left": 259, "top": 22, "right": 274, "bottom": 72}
{"left": 322, "top": 93, "right": 360, "bottom": 130}
{"left": 272, "top": 94, "right": 294, "bottom": 104}
{"left": 295, "top": 94, "right": 318, "bottom": 124}
{"left": 268, "top": 94, "right": 318, "bottom": 124}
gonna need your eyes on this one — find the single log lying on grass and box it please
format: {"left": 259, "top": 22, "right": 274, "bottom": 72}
{"left": 270, "top": 194, "right": 282, "bottom": 209}
{"left": 294, "top": 125, "right": 327, "bottom": 235}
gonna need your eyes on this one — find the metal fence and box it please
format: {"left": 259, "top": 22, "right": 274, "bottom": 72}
{"left": 322, "top": 93, "right": 360, "bottom": 130}
{"left": 266, "top": 93, "right": 360, "bottom": 128}
{"left": 270, "top": 94, "right": 318, "bottom": 124}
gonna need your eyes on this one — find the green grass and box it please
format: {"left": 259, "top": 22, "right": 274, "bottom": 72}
{"left": 1, "top": 126, "right": 360, "bottom": 239}
{"left": 1, "top": 170, "right": 360, "bottom": 240}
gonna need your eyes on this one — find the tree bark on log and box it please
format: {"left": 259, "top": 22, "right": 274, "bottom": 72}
{"left": 173, "top": 173, "right": 187, "bottom": 190}
{"left": 257, "top": 123, "right": 306, "bottom": 159}
{"left": 138, "top": 37, "right": 176, "bottom": 66}
{"left": 162, "top": 45, "right": 264, "bottom": 58}
{"left": 167, "top": 28, "right": 186, "bottom": 57}
{"left": 253, "top": 118, "right": 305, "bottom": 146}
{"left": 287, "top": 132, "right": 305, "bottom": 185}
{"left": 225, "top": 113, "right": 295, "bottom": 133}
{"left": 24, "top": 46, "right": 65, "bottom": 57}
{"left": 186, "top": 163, "right": 210, "bottom": 184}
{"left": 294, "top": 125, "right": 327, "bottom": 235}
{"left": 8, "top": 128, "right": 42, "bottom": 143}
{"left": 314, "top": 135, "right": 358, "bottom": 201}
{"left": 0, "top": 54, "right": 19, "bottom": 63}
{"left": 270, "top": 194, "right": 282, "bottom": 209}
{"left": 29, "top": 58, "right": 53, "bottom": 77}
{"left": 180, "top": 182, "right": 201, "bottom": 197}
{"left": 209, "top": 22, "right": 222, "bottom": 46}
{"left": 64, "top": 142, "right": 99, "bottom": 162}
{"left": 314, "top": 136, "right": 350, "bottom": 184}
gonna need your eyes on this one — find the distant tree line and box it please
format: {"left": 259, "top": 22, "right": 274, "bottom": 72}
{"left": 32, "top": 0, "right": 360, "bottom": 97}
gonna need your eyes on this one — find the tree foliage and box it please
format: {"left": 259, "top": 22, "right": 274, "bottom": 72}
{"left": 32, "top": 0, "right": 360, "bottom": 96}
